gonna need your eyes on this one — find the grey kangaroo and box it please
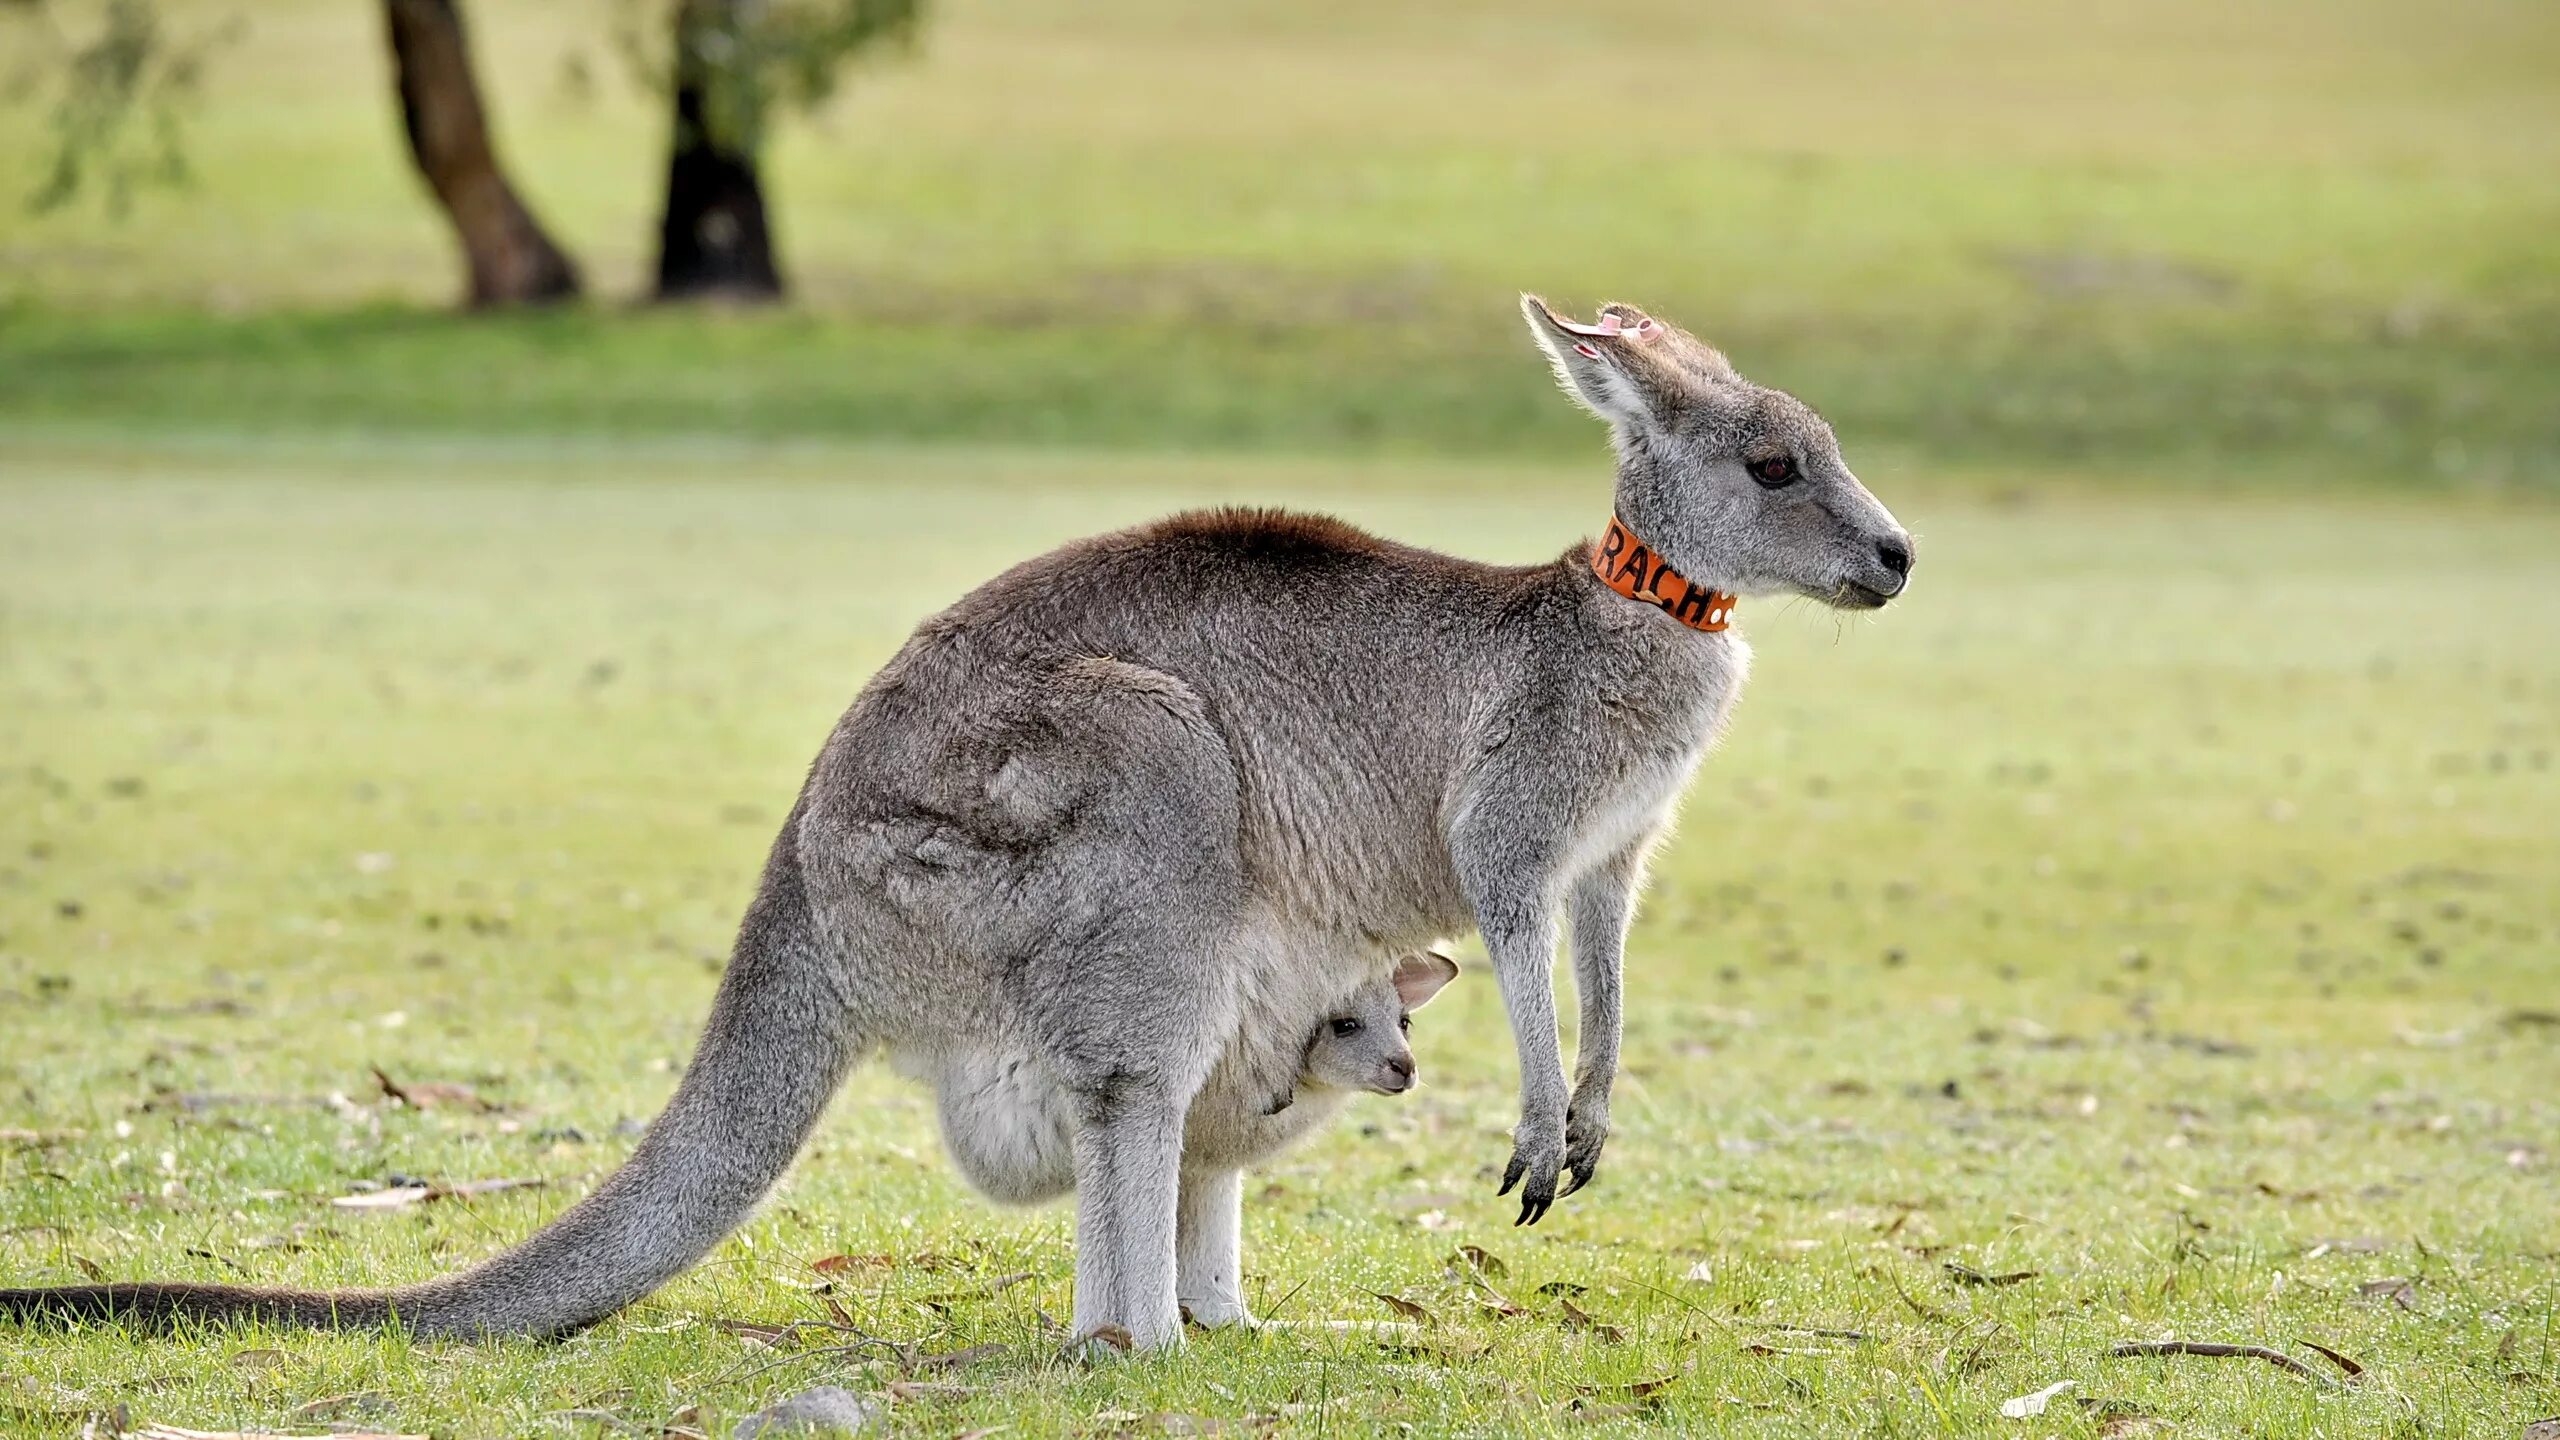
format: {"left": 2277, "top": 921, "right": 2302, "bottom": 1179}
{"left": 0, "top": 297, "right": 1911, "bottom": 1349}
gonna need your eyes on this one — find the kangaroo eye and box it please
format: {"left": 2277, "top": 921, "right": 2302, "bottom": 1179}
{"left": 1751, "top": 455, "right": 1799, "bottom": 488}
{"left": 1397, "top": 1015, "right": 1411, "bottom": 1033}
{"left": 1329, "top": 1017, "right": 1362, "bottom": 1037}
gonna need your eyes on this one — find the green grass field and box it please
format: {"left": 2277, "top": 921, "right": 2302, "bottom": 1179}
{"left": 3, "top": 0, "right": 2558, "bottom": 1431}
{"left": 2, "top": 439, "right": 2555, "bottom": 1436}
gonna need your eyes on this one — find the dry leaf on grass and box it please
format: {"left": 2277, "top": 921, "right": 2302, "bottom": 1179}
{"left": 1576, "top": 1374, "right": 1682, "bottom": 1401}
{"left": 1760, "top": 1323, "right": 1870, "bottom": 1342}
{"left": 911, "top": 1342, "right": 1007, "bottom": 1372}
{"left": 369, "top": 1067, "right": 497, "bottom": 1113}
{"left": 2108, "top": 1340, "right": 2330, "bottom": 1384}
{"left": 1472, "top": 1291, "right": 1530, "bottom": 1319}
{"left": 1557, "top": 1296, "right": 1624, "bottom": 1343}
{"left": 1446, "top": 1244, "right": 1507, "bottom": 1279}
{"left": 1368, "top": 1291, "right": 1435, "bottom": 1325}
{"left": 1998, "top": 1380, "right": 2074, "bottom": 1418}
{"left": 287, "top": 1392, "right": 388, "bottom": 1423}
{"left": 2356, "top": 1277, "right": 2419, "bottom": 1310}
{"left": 2519, "top": 1420, "right": 2560, "bottom": 1440}
{"left": 712, "top": 1318, "right": 798, "bottom": 1348}
{"left": 2297, "top": 1338, "right": 2365, "bottom": 1380}
{"left": 330, "top": 1177, "right": 542, "bottom": 1210}
{"left": 1946, "top": 1262, "right": 2040, "bottom": 1287}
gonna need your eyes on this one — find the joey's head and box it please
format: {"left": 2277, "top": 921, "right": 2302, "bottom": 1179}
{"left": 1521, "top": 296, "right": 1913, "bottom": 611}
{"left": 1300, "top": 950, "right": 1460, "bottom": 1097}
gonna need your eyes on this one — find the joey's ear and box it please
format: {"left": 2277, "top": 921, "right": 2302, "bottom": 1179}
{"left": 1391, "top": 950, "right": 1462, "bottom": 1009}
{"left": 1519, "top": 293, "right": 1699, "bottom": 431}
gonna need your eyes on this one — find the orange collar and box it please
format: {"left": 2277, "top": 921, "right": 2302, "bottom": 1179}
{"left": 1590, "top": 515, "right": 1736, "bottom": 632}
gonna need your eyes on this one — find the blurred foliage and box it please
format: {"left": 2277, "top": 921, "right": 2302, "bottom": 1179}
{"left": 6, "top": 0, "right": 241, "bottom": 216}
{"left": 611, "top": 0, "right": 923, "bottom": 152}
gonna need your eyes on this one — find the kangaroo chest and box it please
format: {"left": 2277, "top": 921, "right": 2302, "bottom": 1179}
{"left": 1557, "top": 632, "right": 1750, "bottom": 879}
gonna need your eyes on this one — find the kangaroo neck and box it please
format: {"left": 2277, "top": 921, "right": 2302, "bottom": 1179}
{"left": 1589, "top": 514, "right": 1736, "bottom": 633}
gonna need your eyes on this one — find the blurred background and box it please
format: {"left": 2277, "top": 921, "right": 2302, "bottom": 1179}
{"left": 1, "top": 0, "right": 2553, "bottom": 480}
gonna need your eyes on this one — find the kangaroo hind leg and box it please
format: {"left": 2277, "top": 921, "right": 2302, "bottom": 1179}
{"left": 1009, "top": 657, "right": 1245, "bottom": 1352}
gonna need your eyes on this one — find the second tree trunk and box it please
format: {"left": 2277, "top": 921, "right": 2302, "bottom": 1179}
{"left": 654, "top": 0, "right": 785, "bottom": 302}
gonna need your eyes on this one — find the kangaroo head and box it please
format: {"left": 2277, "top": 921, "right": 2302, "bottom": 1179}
{"left": 1300, "top": 950, "right": 1460, "bottom": 1096}
{"left": 1521, "top": 296, "right": 1913, "bottom": 609}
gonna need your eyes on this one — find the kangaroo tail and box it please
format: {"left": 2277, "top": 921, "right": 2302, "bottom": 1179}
{"left": 0, "top": 802, "right": 861, "bottom": 1339}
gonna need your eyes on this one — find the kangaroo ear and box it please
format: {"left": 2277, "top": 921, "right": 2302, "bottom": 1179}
{"left": 1520, "top": 294, "right": 1731, "bottom": 430}
{"left": 1521, "top": 293, "right": 1656, "bottom": 428}
{"left": 1391, "top": 950, "right": 1462, "bottom": 1009}
{"left": 1505, "top": 289, "right": 1710, "bottom": 425}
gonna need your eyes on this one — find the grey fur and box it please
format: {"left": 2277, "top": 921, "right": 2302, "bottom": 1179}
{"left": 910, "top": 950, "right": 1456, "bottom": 1329}
{"left": 0, "top": 297, "right": 1909, "bottom": 1350}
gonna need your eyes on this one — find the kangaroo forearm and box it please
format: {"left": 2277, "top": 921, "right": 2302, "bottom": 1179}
{"left": 1473, "top": 901, "right": 1568, "bottom": 1105}
{"left": 1566, "top": 849, "right": 1642, "bottom": 1096}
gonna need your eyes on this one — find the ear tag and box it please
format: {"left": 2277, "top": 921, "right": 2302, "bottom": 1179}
{"left": 1572, "top": 342, "right": 1601, "bottom": 359}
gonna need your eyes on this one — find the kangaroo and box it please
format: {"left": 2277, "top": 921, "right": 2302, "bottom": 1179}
{"left": 910, "top": 950, "right": 1458, "bottom": 1327}
{"left": 0, "top": 296, "right": 1911, "bottom": 1349}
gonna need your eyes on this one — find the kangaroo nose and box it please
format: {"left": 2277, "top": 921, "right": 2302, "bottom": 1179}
{"left": 1384, "top": 1055, "right": 1414, "bottom": 1087}
{"left": 1877, "top": 536, "right": 1913, "bottom": 579}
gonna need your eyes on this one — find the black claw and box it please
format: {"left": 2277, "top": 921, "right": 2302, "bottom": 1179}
{"left": 1516, "top": 1185, "right": 1553, "bottom": 1226}
{"left": 1497, "top": 1159, "right": 1523, "bottom": 1197}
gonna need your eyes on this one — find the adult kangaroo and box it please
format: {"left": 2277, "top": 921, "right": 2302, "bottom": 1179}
{"left": 0, "top": 297, "right": 1912, "bottom": 1348}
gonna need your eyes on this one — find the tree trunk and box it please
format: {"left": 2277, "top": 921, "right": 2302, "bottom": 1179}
{"left": 383, "top": 0, "right": 580, "bottom": 308}
{"left": 653, "top": 0, "right": 785, "bottom": 302}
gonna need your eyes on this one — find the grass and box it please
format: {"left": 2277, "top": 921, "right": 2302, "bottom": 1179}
{"left": 2, "top": 0, "right": 2558, "bottom": 486}
{"left": 2, "top": 0, "right": 2557, "bottom": 1429}
{"left": 3, "top": 436, "right": 2557, "bottom": 1436}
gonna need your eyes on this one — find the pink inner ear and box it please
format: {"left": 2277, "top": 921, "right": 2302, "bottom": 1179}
{"left": 1572, "top": 342, "right": 1601, "bottom": 359}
